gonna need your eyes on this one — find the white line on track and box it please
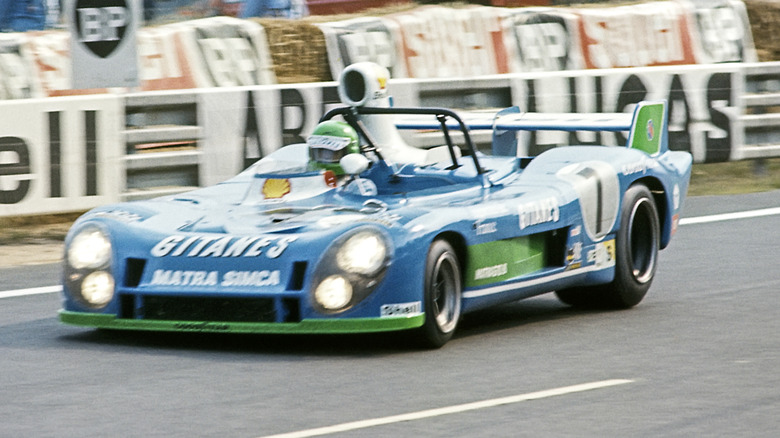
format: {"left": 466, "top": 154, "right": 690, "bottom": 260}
{"left": 0, "top": 285, "right": 62, "bottom": 299}
{"left": 256, "top": 379, "right": 634, "bottom": 438}
{"left": 679, "top": 206, "right": 780, "bottom": 225}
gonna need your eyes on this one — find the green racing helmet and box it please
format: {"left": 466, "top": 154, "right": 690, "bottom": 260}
{"left": 307, "top": 120, "right": 361, "bottom": 175}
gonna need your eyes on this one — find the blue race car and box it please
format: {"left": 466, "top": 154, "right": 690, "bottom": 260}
{"left": 60, "top": 62, "right": 692, "bottom": 347}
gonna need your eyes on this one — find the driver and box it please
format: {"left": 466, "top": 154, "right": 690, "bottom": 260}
{"left": 307, "top": 120, "right": 361, "bottom": 176}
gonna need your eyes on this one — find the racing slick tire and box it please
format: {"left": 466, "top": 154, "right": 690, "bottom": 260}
{"left": 416, "top": 239, "right": 462, "bottom": 348}
{"left": 556, "top": 184, "right": 659, "bottom": 309}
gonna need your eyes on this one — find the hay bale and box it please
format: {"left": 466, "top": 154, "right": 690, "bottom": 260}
{"left": 744, "top": 0, "right": 780, "bottom": 61}
{"left": 250, "top": 18, "right": 332, "bottom": 83}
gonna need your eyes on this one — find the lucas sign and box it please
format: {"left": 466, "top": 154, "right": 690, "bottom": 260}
{"left": 68, "top": 0, "right": 140, "bottom": 89}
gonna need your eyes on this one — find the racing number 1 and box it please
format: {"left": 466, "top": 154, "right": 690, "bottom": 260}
{"left": 576, "top": 167, "right": 603, "bottom": 235}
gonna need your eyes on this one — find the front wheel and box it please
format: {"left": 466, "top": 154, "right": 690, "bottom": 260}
{"left": 416, "top": 240, "right": 462, "bottom": 348}
{"left": 556, "top": 184, "right": 660, "bottom": 309}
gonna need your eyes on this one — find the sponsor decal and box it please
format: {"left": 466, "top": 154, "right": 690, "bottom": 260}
{"left": 646, "top": 118, "right": 655, "bottom": 141}
{"left": 318, "top": 212, "right": 400, "bottom": 228}
{"left": 174, "top": 322, "right": 230, "bottom": 331}
{"left": 89, "top": 209, "right": 144, "bottom": 223}
{"left": 567, "top": 241, "right": 583, "bottom": 264}
{"left": 474, "top": 220, "right": 498, "bottom": 236}
{"left": 262, "top": 178, "right": 291, "bottom": 199}
{"left": 222, "top": 270, "right": 281, "bottom": 287}
{"left": 364, "top": 212, "right": 401, "bottom": 227}
{"left": 566, "top": 240, "right": 583, "bottom": 271}
{"left": 673, "top": 184, "right": 681, "bottom": 210}
{"left": 150, "top": 269, "right": 281, "bottom": 287}
{"left": 150, "top": 269, "right": 219, "bottom": 287}
{"left": 380, "top": 301, "right": 422, "bottom": 317}
{"left": 474, "top": 263, "right": 508, "bottom": 281}
{"left": 518, "top": 197, "right": 560, "bottom": 230}
{"left": 150, "top": 235, "right": 297, "bottom": 259}
{"left": 587, "top": 239, "right": 616, "bottom": 268}
{"left": 621, "top": 158, "right": 655, "bottom": 176}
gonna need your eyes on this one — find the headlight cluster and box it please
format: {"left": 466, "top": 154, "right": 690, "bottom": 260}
{"left": 312, "top": 228, "right": 392, "bottom": 313}
{"left": 65, "top": 225, "right": 115, "bottom": 309}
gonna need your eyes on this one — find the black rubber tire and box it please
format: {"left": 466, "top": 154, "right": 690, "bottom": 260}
{"left": 556, "top": 184, "right": 660, "bottom": 309}
{"left": 416, "top": 239, "right": 462, "bottom": 348}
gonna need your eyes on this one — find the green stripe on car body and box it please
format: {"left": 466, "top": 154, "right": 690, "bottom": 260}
{"left": 466, "top": 235, "right": 546, "bottom": 287}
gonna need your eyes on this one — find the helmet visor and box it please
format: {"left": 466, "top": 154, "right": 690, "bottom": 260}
{"left": 308, "top": 135, "right": 352, "bottom": 163}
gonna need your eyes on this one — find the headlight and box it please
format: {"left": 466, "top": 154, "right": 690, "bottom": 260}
{"left": 314, "top": 275, "right": 353, "bottom": 311}
{"left": 81, "top": 271, "right": 115, "bottom": 307}
{"left": 64, "top": 224, "right": 114, "bottom": 310}
{"left": 311, "top": 227, "right": 392, "bottom": 314}
{"left": 336, "top": 230, "right": 388, "bottom": 275}
{"left": 68, "top": 227, "right": 112, "bottom": 269}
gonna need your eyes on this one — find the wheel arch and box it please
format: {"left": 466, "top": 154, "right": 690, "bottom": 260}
{"left": 630, "top": 176, "right": 670, "bottom": 249}
{"left": 432, "top": 231, "right": 468, "bottom": 282}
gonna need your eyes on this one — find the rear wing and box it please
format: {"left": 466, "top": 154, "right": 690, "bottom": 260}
{"left": 394, "top": 100, "right": 668, "bottom": 157}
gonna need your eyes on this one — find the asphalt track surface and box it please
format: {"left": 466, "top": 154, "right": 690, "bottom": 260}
{"left": 2, "top": 191, "right": 779, "bottom": 437}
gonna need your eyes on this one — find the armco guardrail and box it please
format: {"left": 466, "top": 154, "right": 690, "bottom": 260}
{"left": 1, "top": 62, "right": 779, "bottom": 217}
{"left": 737, "top": 63, "right": 780, "bottom": 160}
{"left": 122, "top": 92, "right": 202, "bottom": 200}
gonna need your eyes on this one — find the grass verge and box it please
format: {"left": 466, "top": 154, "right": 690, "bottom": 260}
{"left": 688, "top": 158, "right": 780, "bottom": 196}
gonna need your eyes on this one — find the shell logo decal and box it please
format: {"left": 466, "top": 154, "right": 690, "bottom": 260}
{"left": 262, "top": 178, "right": 291, "bottom": 199}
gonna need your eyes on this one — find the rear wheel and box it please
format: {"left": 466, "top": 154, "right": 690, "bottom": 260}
{"left": 556, "top": 184, "right": 659, "bottom": 309}
{"left": 416, "top": 240, "right": 462, "bottom": 348}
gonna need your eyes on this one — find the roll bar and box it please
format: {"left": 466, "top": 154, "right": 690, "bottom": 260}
{"left": 320, "top": 106, "right": 484, "bottom": 175}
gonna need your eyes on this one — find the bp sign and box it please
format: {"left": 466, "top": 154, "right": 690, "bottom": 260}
{"left": 68, "top": 0, "right": 139, "bottom": 88}
{"left": 74, "top": 0, "right": 130, "bottom": 58}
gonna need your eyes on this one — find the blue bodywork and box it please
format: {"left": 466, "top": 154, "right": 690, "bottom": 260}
{"left": 60, "top": 101, "right": 692, "bottom": 337}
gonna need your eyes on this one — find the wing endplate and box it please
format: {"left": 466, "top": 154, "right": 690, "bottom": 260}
{"left": 625, "top": 100, "right": 668, "bottom": 156}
